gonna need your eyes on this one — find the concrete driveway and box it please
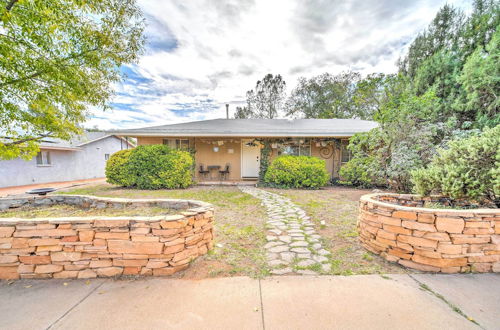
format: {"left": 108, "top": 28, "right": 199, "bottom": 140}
{"left": 0, "top": 178, "right": 105, "bottom": 197}
{"left": 0, "top": 274, "right": 498, "bottom": 330}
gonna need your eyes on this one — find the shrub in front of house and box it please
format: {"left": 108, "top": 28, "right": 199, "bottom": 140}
{"left": 338, "top": 156, "right": 380, "bottom": 187}
{"left": 264, "top": 155, "right": 329, "bottom": 189}
{"left": 411, "top": 125, "right": 500, "bottom": 206}
{"left": 105, "top": 149, "right": 134, "bottom": 186}
{"left": 105, "top": 145, "right": 194, "bottom": 189}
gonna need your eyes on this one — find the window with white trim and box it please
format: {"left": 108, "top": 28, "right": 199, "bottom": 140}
{"left": 36, "top": 151, "right": 51, "bottom": 165}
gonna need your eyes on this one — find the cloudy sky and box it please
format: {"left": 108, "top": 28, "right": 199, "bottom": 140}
{"left": 86, "top": 0, "right": 470, "bottom": 130}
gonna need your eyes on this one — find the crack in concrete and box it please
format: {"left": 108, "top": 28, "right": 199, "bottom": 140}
{"left": 258, "top": 279, "right": 266, "bottom": 330}
{"left": 408, "top": 274, "right": 483, "bottom": 329}
{"left": 46, "top": 280, "right": 106, "bottom": 330}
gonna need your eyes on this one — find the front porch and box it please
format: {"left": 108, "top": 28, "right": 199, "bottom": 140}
{"left": 136, "top": 136, "right": 352, "bottom": 182}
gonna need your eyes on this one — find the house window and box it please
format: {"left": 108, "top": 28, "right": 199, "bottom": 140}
{"left": 176, "top": 139, "right": 190, "bottom": 151}
{"left": 279, "top": 139, "right": 311, "bottom": 156}
{"left": 163, "top": 139, "right": 189, "bottom": 151}
{"left": 341, "top": 140, "right": 352, "bottom": 164}
{"left": 105, "top": 154, "right": 110, "bottom": 160}
{"left": 36, "top": 151, "right": 51, "bottom": 166}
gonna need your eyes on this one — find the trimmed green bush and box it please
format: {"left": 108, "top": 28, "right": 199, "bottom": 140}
{"left": 264, "top": 155, "right": 329, "bottom": 189}
{"left": 105, "top": 145, "right": 194, "bottom": 189}
{"left": 105, "top": 149, "right": 133, "bottom": 186}
{"left": 411, "top": 125, "right": 500, "bottom": 206}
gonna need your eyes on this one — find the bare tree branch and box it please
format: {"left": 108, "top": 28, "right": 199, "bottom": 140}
{"left": 3, "top": 133, "right": 54, "bottom": 146}
{"left": 5, "top": 0, "right": 18, "bottom": 11}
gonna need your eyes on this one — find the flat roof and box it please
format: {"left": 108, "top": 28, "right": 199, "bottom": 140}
{"left": 111, "top": 119, "right": 378, "bottom": 137}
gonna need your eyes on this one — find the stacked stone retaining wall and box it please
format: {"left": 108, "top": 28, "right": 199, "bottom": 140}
{"left": 0, "top": 195, "right": 214, "bottom": 279}
{"left": 359, "top": 193, "right": 500, "bottom": 273}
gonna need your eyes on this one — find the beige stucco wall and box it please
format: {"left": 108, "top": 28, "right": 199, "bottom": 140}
{"left": 137, "top": 137, "right": 242, "bottom": 181}
{"left": 194, "top": 138, "right": 242, "bottom": 181}
{"left": 135, "top": 136, "right": 348, "bottom": 181}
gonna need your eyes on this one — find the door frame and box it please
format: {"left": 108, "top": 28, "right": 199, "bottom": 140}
{"left": 240, "top": 139, "right": 260, "bottom": 178}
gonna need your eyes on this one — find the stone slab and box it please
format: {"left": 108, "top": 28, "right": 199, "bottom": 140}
{"left": 260, "top": 275, "right": 478, "bottom": 330}
{"left": 413, "top": 273, "right": 500, "bottom": 330}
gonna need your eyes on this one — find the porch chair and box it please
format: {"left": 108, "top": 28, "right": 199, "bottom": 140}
{"left": 198, "top": 164, "right": 209, "bottom": 179}
{"left": 219, "top": 163, "right": 230, "bottom": 181}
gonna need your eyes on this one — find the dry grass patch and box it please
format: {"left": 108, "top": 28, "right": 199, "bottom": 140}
{"left": 0, "top": 204, "right": 175, "bottom": 218}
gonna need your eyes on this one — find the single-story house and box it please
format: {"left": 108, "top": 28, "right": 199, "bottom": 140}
{"left": 113, "top": 119, "right": 377, "bottom": 182}
{"left": 0, "top": 131, "right": 134, "bottom": 188}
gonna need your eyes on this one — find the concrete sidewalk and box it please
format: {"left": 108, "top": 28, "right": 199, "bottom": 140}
{"left": 0, "top": 274, "right": 498, "bottom": 330}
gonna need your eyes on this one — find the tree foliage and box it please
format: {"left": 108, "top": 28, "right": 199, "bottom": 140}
{"left": 341, "top": 0, "right": 500, "bottom": 193}
{"left": 286, "top": 71, "right": 391, "bottom": 120}
{"left": 237, "top": 74, "right": 286, "bottom": 119}
{"left": 0, "top": 0, "right": 145, "bottom": 159}
{"left": 234, "top": 91, "right": 254, "bottom": 119}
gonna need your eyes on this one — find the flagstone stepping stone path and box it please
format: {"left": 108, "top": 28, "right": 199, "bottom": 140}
{"left": 239, "top": 186, "right": 331, "bottom": 275}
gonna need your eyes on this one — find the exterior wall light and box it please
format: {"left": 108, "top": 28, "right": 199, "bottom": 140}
{"left": 213, "top": 147, "right": 219, "bottom": 152}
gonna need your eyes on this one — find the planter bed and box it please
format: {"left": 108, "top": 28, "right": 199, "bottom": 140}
{"left": 358, "top": 193, "right": 500, "bottom": 273}
{"left": 0, "top": 195, "right": 214, "bottom": 280}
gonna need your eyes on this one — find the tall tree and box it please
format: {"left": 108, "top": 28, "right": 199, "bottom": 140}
{"left": 341, "top": 1, "right": 500, "bottom": 192}
{"left": 0, "top": 0, "right": 145, "bottom": 159}
{"left": 247, "top": 74, "right": 286, "bottom": 119}
{"left": 234, "top": 91, "right": 254, "bottom": 119}
{"left": 458, "top": 27, "right": 500, "bottom": 128}
{"left": 353, "top": 73, "right": 393, "bottom": 120}
{"left": 287, "top": 71, "right": 384, "bottom": 120}
{"left": 400, "top": 4, "right": 464, "bottom": 77}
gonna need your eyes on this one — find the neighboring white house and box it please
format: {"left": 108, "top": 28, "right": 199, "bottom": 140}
{"left": 0, "top": 132, "right": 134, "bottom": 188}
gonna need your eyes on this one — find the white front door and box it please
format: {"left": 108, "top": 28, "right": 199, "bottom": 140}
{"left": 241, "top": 140, "right": 260, "bottom": 178}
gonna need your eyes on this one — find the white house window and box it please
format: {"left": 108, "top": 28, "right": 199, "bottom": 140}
{"left": 279, "top": 139, "right": 311, "bottom": 156}
{"left": 105, "top": 153, "right": 110, "bottom": 160}
{"left": 36, "top": 151, "right": 51, "bottom": 166}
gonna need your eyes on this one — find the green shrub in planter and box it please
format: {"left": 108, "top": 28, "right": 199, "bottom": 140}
{"left": 105, "top": 145, "right": 194, "bottom": 189}
{"left": 105, "top": 149, "right": 133, "bottom": 186}
{"left": 264, "top": 155, "right": 329, "bottom": 189}
{"left": 411, "top": 125, "right": 500, "bottom": 206}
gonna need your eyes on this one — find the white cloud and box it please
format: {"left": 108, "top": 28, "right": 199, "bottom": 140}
{"left": 85, "top": 0, "right": 471, "bottom": 129}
